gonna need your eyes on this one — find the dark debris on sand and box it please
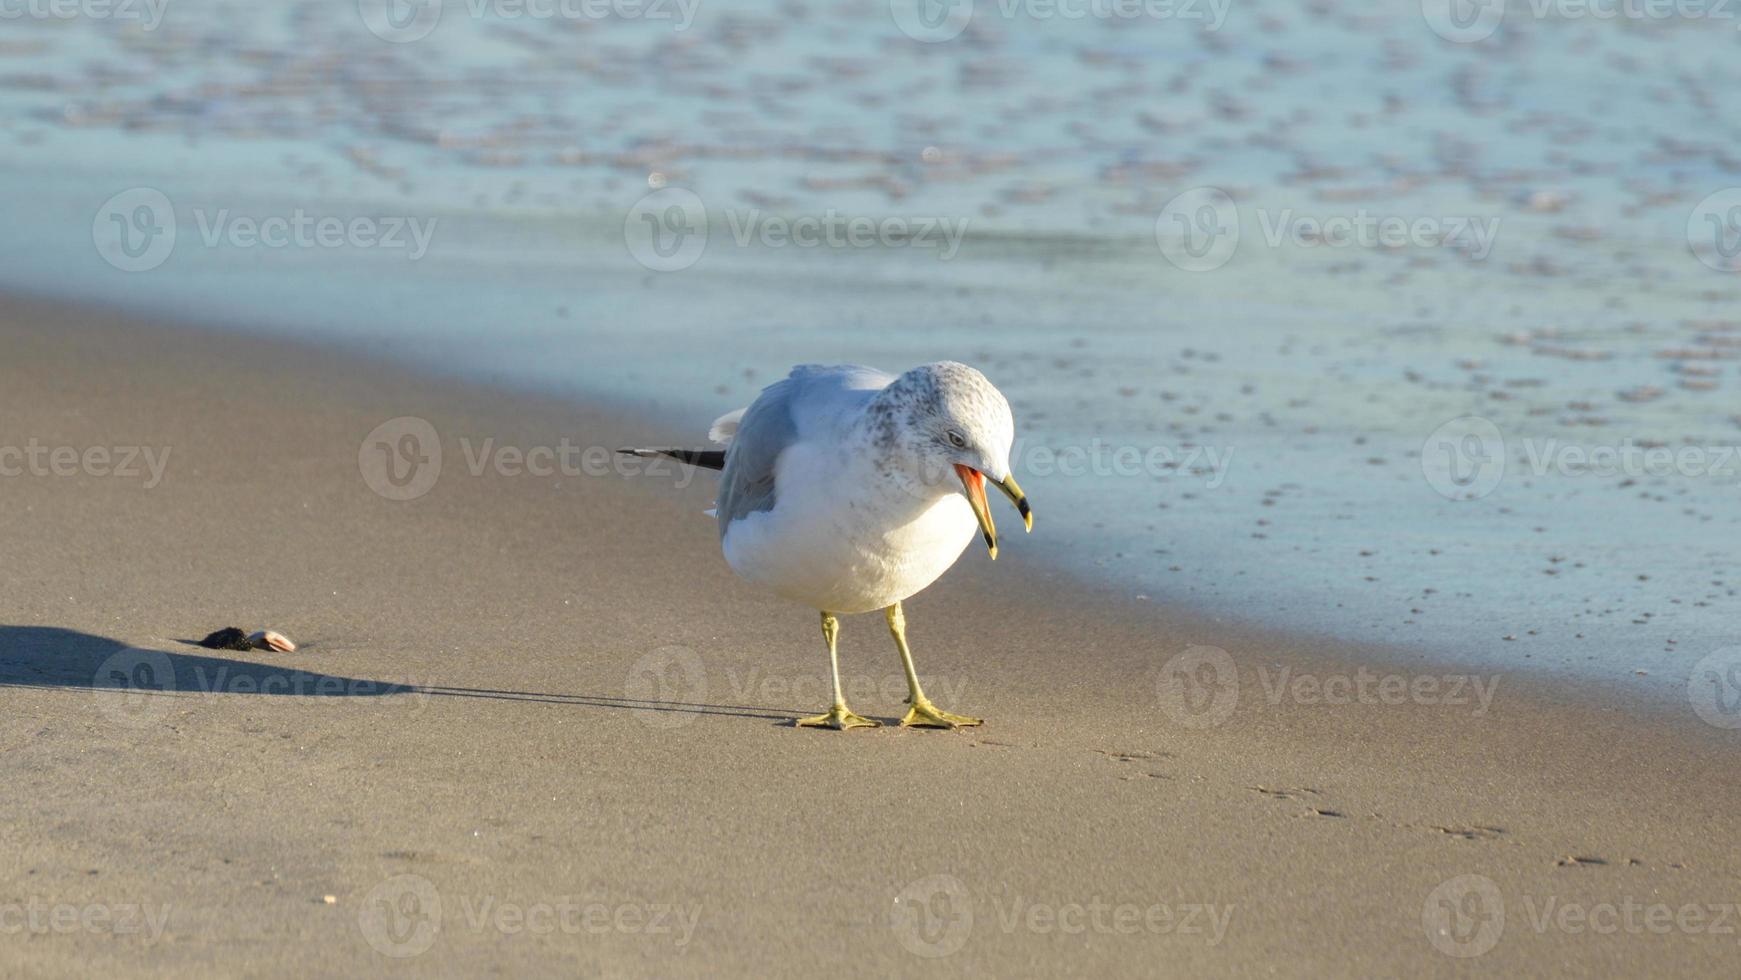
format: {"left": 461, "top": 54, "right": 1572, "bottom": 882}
{"left": 199, "top": 627, "right": 255, "bottom": 652}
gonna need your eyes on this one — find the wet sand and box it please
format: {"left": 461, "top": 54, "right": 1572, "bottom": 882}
{"left": 2, "top": 292, "right": 1740, "bottom": 978}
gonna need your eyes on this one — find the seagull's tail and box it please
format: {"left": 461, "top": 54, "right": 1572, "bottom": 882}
{"left": 619, "top": 410, "right": 741, "bottom": 476}
{"left": 616, "top": 408, "right": 744, "bottom": 473}
{"left": 616, "top": 448, "right": 725, "bottom": 471}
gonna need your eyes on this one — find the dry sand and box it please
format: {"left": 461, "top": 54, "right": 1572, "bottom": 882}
{"left": 2, "top": 293, "right": 1738, "bottom": 977}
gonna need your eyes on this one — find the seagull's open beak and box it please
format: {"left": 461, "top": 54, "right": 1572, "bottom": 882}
{"left": 955, "top": 464, "right": 1032, "bottom": 560}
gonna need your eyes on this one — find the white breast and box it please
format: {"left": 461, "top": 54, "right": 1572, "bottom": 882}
{"left": 720, "top": 441, "right": 977, "bottom": 614}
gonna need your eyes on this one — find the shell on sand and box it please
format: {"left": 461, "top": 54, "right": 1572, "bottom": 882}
{"left": 249, "top": 630, "right": 296, "bottom": 653}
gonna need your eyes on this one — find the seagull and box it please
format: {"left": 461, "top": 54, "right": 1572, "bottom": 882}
{"left": 622, "top": 362, "right": 1031, "bottom": 730}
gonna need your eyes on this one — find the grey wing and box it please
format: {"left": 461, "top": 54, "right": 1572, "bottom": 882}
{"left": 714, "top": 364, "right": 892, "bottom": 539}
{"left": 715, "top": 380, "right": 797, "bottom": 537}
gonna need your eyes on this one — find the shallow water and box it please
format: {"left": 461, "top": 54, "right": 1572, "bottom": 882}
{"left": 2, "top": 1, "right": 1739, "bottom": 686}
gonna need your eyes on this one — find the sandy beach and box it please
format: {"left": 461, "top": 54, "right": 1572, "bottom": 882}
{"left": 1, "top": 292, "right": 1737, "bottom": 977}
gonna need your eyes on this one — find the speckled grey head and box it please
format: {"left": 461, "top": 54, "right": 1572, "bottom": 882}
{"left": 868, "top": 361, "right": 1016, "bottom": 490}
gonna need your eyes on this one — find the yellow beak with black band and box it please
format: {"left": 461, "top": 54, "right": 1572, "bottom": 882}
{"left": 954, "top": 464, "right": 1033, "bottom": 559}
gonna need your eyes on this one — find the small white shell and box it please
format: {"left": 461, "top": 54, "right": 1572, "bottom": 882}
{"left": 250, "top": 630, "right": 297, "bottom": 653}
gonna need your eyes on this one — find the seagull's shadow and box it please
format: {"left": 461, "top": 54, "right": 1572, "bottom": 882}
{"left": 0, "top": 626, "right": 801, "bottom": 723}
{"left": 416, "top": 683, "right": 800, "bottom": 722}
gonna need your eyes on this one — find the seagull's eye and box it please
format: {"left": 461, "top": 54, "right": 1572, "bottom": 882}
{"left": 946, "top": 430, "right": 968, "bottom": 449}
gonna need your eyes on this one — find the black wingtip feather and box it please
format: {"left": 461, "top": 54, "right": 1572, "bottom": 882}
{"left": 618, "top": 448, "right": 726, "bottom": 471}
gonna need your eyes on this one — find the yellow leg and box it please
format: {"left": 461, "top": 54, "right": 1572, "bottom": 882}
{"left": 888, "top": 603, "right": 982, "bottom": 728}
{"left": 796, "top": 611, "right": 880, "bottom": 730}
